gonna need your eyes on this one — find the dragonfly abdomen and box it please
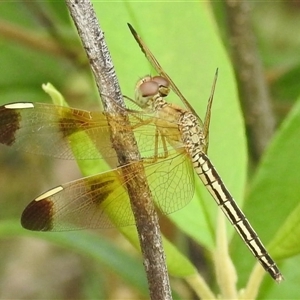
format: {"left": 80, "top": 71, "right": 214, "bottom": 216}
{"left": 192, "top": 151, "right": 283, "bottom": 282}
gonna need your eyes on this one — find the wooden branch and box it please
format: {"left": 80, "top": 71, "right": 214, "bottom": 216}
{"left": 64, "top": 1, "right": 172, "bottom": 299}
{"left": 224, "top": 0, "right": 276, "bottom": 162}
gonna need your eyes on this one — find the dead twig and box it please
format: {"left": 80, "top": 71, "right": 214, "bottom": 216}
{"left": 65, "top": 1, "right": 172, "bottom": 299}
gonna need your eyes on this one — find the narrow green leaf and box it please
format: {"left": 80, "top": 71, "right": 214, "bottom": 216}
{"left": 119, "top": 226, "right": 197, "bottom": 278}
{"left": 248, "top": 95, "right": 300, "bottom": 254}
{"left": 269, "top": 202, "right": 300, "bottom": 259}
{"left": 93, "top": 0, "right": 246, "bottom": 273}
{"left": 95, "top": 0, "right": 246, "bottom": 252}
{"left": 0, "top": 220, "right": 149, "bottom": 295}
{"left": 231, "top": 95, "right": 300, "bottom": 287}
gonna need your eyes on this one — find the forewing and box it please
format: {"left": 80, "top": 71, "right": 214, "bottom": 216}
{"left": 0, "top": 102, "right": 114, "bottom": 160}
{"left": 128, "top": 24, "right": 199, "bottom": 118}
{"left": 0, "top": 102, "right": 182, "bottom": 162}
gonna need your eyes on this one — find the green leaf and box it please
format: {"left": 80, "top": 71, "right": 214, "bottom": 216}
{"left": 93, "top": 0, "right": 246, "bottom": 251}
{"left": 249, "top": 95, "right": 300, "bottom": 253}
{"left": 259, "top": 96, "right": 300, "bottom": 260}
{"left": 269, "top": 202, "right": 300, "bottom": 259}
{"left": 0, "top": 219, "right": 149, "bottom": 296}
{"left": 0, "top": 0, "right": 246, "bottom": 295}
{"left": 93, "top": 0, "right": 246, "bottom": 272}
{"left": 42, "top": 83, "right": 68, "bottom": 106}
{"left": 231, "top": 95, "right": 300, "bottom": 289}
{"left": 119, "top": 226, "right": 197, "bottom": 278}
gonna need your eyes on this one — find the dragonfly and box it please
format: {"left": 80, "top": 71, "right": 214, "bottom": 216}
{"left": 0, "top": 23, "right": 282, "bottom": 283}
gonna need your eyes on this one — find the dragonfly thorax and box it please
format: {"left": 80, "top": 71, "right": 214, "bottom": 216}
{"left": 178, "top": 112, "right": 206, "bottom": 154}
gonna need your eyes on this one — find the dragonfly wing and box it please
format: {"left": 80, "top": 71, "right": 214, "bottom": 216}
{"left": 0, "top": 102, "right": 115, "bottom": 160}
{"left": 21, "top": 168, "right": 135, "bottom": 231}
{"left": 128, "top": 24, "right": 199, "bottom": 118}
{"left": 0, "top": 102, "right": 183, "bottom": 162}
{"left": 144, "top": 149, "right": 194, "bottom": 214}
{"left": 21, "top": 150, "right": 194, "bottom": 231}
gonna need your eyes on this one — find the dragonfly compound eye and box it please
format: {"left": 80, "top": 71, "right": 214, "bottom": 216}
{"left": 152, "top": 76, "right": 170, "bottom": 97}
{"left": 135, "top": 80, "right": 160, "bottom": 108}
{"left": 139, "top": 80, "right": 159, "bottom": 98}
{"left": 152, "top": 76, "right": 169, "bottom": 89}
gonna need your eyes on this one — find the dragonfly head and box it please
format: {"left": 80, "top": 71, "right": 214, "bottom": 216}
{"left": 135, "top": 75, "right": 170, "bottom": 109}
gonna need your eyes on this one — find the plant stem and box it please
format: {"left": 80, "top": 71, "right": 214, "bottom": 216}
{"left": 64, "top": 1, "right": 172, "bottom": 299}
{"left": 224, "top": 0, "right": 276, "bottom": 162}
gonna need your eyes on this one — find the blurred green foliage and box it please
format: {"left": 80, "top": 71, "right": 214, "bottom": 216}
{"left": 0, "top": 1, "right": 300, "bottom": 299}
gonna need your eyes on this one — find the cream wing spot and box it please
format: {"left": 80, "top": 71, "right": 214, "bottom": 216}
{"left": 5, "top": 103, "right": 34, "bottom": 109}
{"left": 35, "top": 186, "right": 64, "bottom": 201}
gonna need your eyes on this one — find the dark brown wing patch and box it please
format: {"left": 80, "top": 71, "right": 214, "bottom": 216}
{"left": 0, "top": 104, "right": 23, "bottom": 146}
{"left": 21, "top": 197, "right": 54, "bottom": 231}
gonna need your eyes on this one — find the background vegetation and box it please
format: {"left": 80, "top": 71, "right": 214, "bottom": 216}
{"left": 0, "top": 1, "right": 300, "bottom": 299}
